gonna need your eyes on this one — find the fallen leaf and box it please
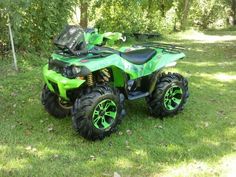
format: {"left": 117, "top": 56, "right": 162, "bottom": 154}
{"left": 11, "top": 125, "right": 16, "bottom": 129}
{"left": 125, "top": 140, "right": 129, "bottom": 146}
{"left": 126, "top": 129, "right": 132, "bottom": 136}
{"left": 108, "top": 141, "right": 112, "bottom": 147}
{"left": 16, "top": 120, "right": 23, "bottom": 125}
{"left": 154, "top": 125, "right": 163, "bottom": 129}
{"left": 90, "top": 155, "right": 96, "bottom": 161}
{"left": 125, "top": 140, "right": 130, "bottom": 149}
{"left": 118, "top": 131, "right": 123, "bottom": 136}
{"left": 25, "top": 146, "right": 32, "bottom": 151}
{"left": 204, "top": 122, "right": 209, "bottom": 128}
{"left": 11, "top": 92, "right": 16, "bottom": 97}
{"left": 48, "top": 127, "right": 54, "bottom": 132}
{"left": 47, "top": 124, "right": 54, "bottom": 132}
{"left": 32, "top": 148, "right": 37, "bottom": 152}
{"left": 114, "top": 172, "right": 121, "bottom": 177}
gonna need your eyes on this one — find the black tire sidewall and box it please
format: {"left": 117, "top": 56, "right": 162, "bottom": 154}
{"left": 147, "top": 73, "right": 189, "bottom": 117}
{"left": 41, "top": 85, "right": 71, "bottom": 118}
{"left": 72, "top": 85, "right": 124, "bottom": 140}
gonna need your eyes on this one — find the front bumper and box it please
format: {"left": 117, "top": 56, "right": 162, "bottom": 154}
{"left": 43, "top": 65, "right": 85, "bottom": 100}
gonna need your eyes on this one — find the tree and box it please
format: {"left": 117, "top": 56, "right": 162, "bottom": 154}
{"left": 181, "top": 0, "right": 191, "bottom": 30}
{"left": 0, "top": 0, "right": 77, "bottom": 51}
{"left": 174, "top": 0, "right": 192, "bottom": 30}
{"left": 229, "top": 0, "right": 236, "bottom": 25}
{"left": 79, "top": 0, "right": 88, "bottom": 28}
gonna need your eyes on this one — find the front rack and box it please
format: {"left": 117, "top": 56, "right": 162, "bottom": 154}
{"left": 133, "top": 42, "right": 185, "bottom": 54}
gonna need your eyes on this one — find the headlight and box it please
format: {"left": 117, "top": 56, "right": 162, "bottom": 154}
{"left": 63, "top": 65, "right": 91, "bottom": 79}
{"left": 63, "top": 65, "right": 81, "bottom": 78}
{"left": 72, "top": 66, "right": 81, "bottom": 75}
{"left": 48, "top": 59, "right": 91, "bottom": 78}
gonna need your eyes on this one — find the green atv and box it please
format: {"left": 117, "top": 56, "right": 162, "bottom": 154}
{"left": 41, "top": 25, "right": 189, "bottom": 140}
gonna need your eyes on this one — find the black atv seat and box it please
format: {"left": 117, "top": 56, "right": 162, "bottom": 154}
{"left": 120, "top": 48, "right": 156, "bottom": 65}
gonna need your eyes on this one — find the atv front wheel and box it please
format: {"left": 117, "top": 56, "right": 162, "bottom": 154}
{"left": 146, "top": 73, "right": 189, "bottom": 117}
{"left": 41, "top": 85, "right": 72, "bottom": 118}
{"left": 72, "top": 85, "right": 124, "bottom": 140}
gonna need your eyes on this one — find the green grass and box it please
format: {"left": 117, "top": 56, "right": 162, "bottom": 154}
{"left": 0, "top": 30, "right": 236, "bottom": 177}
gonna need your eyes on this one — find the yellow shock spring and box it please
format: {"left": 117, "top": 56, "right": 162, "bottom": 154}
{"left": 87, "top": 73, "right": 94, "bottom": 86}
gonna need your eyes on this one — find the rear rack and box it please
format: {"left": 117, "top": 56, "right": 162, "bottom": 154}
{"left": 133, "top": 42, "right": 185, "bottom": 54}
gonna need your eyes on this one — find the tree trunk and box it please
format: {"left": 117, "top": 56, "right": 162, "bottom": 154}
{"left": 181, "top": 0, "right": 191, "bottom": 30}
{"left": 231, "top": 0, "right": 236, "bottom": 25}
{"left": 160, "top": 3, "right": 165, "bottom": 17}
{"left": 147, "top": 0, "right": 153, "bottom": 31}
{"left": 80, "top": 1, "right": 88, "bottom": 29}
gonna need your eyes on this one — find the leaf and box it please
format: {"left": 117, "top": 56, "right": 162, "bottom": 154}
{"left": 25, "top": 146, "right": 32, "bottom": 151}
{"left": 118, "top": 131, "right": 123, "bottom": 136}
{"left": 114, "top": 172, "right": 121, "bottom": 177}
{"left": 47, "top": 124, "right": 54, "bottom": 132}
{"left": 89, "top": 155, "right": 96, "bottom": 161}
{"left": 53, "top": 154, "right": 59, "bottom": 158}
{"left": 126, "top": 129, "right": 132, "bottom": 136}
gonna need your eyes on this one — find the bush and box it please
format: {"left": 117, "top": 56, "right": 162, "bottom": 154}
{"left": 89, "top": 0, "right": 176, "bottom": 34}
{"left": 0, "top": 0, "right": 77, "bottom": 52}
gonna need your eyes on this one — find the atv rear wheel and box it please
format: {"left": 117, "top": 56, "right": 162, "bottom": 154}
{"left": 146, "top": 73, "right": 189, "bottom": 117}
{"left": 72, "top": 85, "right": 124, "bottom": 140}
{"left": 41, "top": 85, "right": 72, "bottom": 118}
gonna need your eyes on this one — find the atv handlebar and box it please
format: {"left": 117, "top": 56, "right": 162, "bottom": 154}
{"left": 75, "top": 50, "right": 89, "bottom": 55}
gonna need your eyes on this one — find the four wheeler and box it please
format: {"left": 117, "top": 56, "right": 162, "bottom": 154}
{"left": 41, "top": 25, "right": 189, "bottom": 140}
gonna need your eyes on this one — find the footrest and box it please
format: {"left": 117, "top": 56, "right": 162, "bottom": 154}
{"left": 128, "top": 91, "right": 149, "bottom": 100}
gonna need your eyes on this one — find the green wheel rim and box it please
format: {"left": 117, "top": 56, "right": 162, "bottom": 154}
{"left": 92, "top": 99, "right": 117, "bottom": 129}
{"left": 164, "top": 85, "right": 183, "bottom": 111}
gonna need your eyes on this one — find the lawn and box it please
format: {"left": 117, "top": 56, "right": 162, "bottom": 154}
{"left": 0, "top": 29, "right": 236, "bottom": 177}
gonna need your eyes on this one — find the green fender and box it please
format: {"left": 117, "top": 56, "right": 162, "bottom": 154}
{"left": 51, "top": 48, "right": 185, "bottom": 88}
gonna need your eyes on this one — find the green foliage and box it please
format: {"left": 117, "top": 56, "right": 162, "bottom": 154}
{"left": 0, "top": 0, "right": 77, "bottom": 51}
{"left": 1, "top": 0, "right": 236, "bottom": 54}
{"left": 88, "top": 0, "right": 235, "bottom": 33}
{"left": 189, "top": 0, "right": 227, "bottom": 29}
{"left": 89, "top": 0, "right": 177, "bottom": 34}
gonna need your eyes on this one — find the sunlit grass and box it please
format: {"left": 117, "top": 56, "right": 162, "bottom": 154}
{"left": 156, "top": 153, "right": 236, "bottom": 177}
{"left": 0, "top": 30, "right": 236, "bottom": 176}
{"left": 174, "top": 29, "right": 236, "bottom": 43}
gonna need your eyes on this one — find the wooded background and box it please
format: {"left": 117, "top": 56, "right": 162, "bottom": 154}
{"left": 0, "top": 0, "right": 236, "bottom": 52}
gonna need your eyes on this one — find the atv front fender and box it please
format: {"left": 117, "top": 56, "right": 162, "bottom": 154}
{"left": 43, "top": 65, "right": 85, "bottom": 100}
